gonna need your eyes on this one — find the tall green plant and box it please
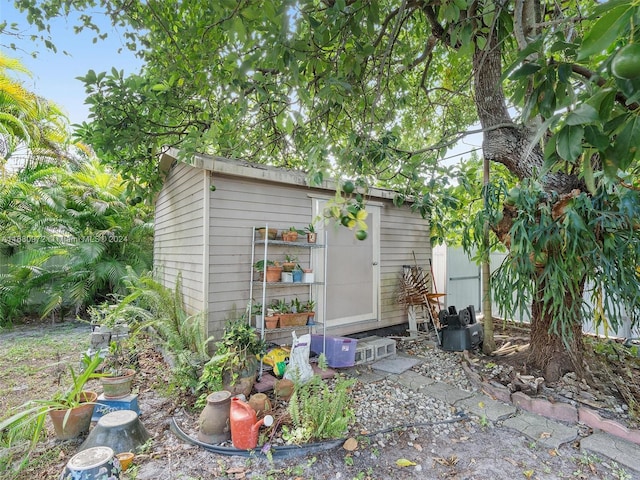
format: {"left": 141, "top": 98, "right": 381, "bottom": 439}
{"left": 105, "top": 268, "right": 213, "bottom": 393}
{"left": 0, "top": 159, "right": 153, "bottom": 324}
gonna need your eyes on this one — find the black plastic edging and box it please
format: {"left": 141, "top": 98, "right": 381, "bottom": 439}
{"left": 170, "top": 412, "right": 470, "bottom": 460}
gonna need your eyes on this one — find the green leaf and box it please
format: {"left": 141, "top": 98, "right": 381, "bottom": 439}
{"left": 565, "top": 104, "right": 599, "bottom": 126}
{"left": 578, "top": 5, "right": 634, "bottom": 60}
{"left": 509, "top": 63, "right": 541, "bottom": 79}
{"left": 612, "top": 116, "right": 640, "bottom": 169}
{"left": 556, "top": 125, "right": 584, "bottom": 162}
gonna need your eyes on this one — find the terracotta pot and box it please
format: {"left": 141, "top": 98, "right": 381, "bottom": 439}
{"left": 282, "top": 231, "right": 298, "bottom": 242}
{"left": 265, "top": 315, "right": 279, "bottom": 329}
{"left": 258, "top": 228, "right": 277, "bottom": 240}
{"left": 49, "top": 391, "right": 98, "bottom": 440}
{"left": 265, "top": 266, "right": 283, "bottom": 282}
{"left": 274, "top": 379, "right": 294, "bottom": 400}
{"left": 279, "top": 313, "right": 308, "bottom": 327}
{"left": 100, "top": 369, "right": 135, "bottom": 399}
{"left": 248, "top": 393, "right": 271, "bottom": 416}
{"left": 281, "top": 262, "right": 296, "bottom": 272}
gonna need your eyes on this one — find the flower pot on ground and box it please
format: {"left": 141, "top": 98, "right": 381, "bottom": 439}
{"left": 100, "top": 369, "right": 136, "bottom": 399}
{"left": 0, "top": 352, "right": 103, "bottom": 451}
{"left": 49, "top": 390, "right": 98, "bottom": 440}
{"left": 99, "top": 339, "right": 137, "bottom": 399}
{"left": 196, "top": 318, "right": 267, "bottom": 404}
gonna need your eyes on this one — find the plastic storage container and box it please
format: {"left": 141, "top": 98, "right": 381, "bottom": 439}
{"left": 310, "top": 335, "right": 357, "bottom": 368}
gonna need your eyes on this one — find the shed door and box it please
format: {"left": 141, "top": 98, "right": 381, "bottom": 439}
{"left": 314, "top": 199, "right": 380, "bottom": 327}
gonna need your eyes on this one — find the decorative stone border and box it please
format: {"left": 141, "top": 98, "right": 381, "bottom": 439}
{"left": 461, "top": 353, "right": 640, "bottom": 446}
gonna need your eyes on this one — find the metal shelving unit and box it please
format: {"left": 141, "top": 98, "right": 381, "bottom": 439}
{"left": 249, "top": 225, "right": 327, "bottom": 378}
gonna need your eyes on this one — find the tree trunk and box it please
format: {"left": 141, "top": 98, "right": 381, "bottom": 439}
{"left": 529, "top": 276, "right": 585, "bottom": 381}
{"left": 472, "top": 30, "right": 585, "bottom": 376}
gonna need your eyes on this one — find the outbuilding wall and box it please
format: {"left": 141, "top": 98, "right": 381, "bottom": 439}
{"left": 155, "top": 151, "right": 432, "bottom": 342}
{"left": 154, "top": 162, "right": 206, "bottom": 314}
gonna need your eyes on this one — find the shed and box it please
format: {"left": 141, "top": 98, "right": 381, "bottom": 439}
{"left": 154, "top": 149, "right": 431, "bottom": 341}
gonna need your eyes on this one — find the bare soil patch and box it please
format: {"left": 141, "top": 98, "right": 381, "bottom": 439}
{"left": 1, "top": 319, "right": 637, "bottom": 480}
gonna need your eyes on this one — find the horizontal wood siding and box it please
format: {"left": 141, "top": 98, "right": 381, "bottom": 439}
{"left": 154, "top": 163, "right": 204, "bottom": 314}
{"left": 206, "top": 175, "right": 316, "bottom": 340}
{"left": 379, "top": 204, "right": 431, "bottom": 326}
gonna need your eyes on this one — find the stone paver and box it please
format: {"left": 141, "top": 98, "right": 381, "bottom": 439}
{"left": 395, "top": 369, "right": 436, "bottom": 391}
{"left": 502, "top": 412, "right": 578, "bottom": 449}
{"left": 421, "top": 381, "right": 475, "bottom": 404}
{"left": 456, "top": 393, "right": 517, "bottom": 422}
{"left": 581, "top": 432, "right": 640, "bottom": 474}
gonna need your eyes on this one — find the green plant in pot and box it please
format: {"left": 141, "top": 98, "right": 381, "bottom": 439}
{"left": 0, "top": 352, "right": 103, "bottom": 468}
{"left": 282, "top": 254, "right": 298, "bottom": 272}
{"left": 99, "top": 339, "right": 137, "bottom": 399}
{"left": 305, "top": 223, "right": 317, "bottom": 243}
{"left": 197, "top": 318, "right": 267, "bottom": 405}
{"left": 254, "top": 259, "right": 282, "bottom": 282}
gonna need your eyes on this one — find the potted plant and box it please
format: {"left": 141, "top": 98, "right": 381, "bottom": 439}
{"left": 278, "top": 299, "right": 308, "bottom": 327}
{"left": 0, "top": 352, "right": 103, "bottom": 453}
{"left": 292, "top": 264, "right": 304, "bottom": 283}
{"left": 303, "top": 299, "right": 316, "bottom": 325}
{"left": 282, "top": 254, "right": 298, "bottom": 272}
{"left": 197, "top": 318, "right": 267, "bottom": 400}
{"left": 257, "top": 227, "right": 278, "bottom": 240}
{"left": 305, "top": 223, "right": 317, "bottom": 243}
{"left": 282, "top": 226, "right": 304, "bottom": 242}
{"left": 254, "top": 259, "right": 282, "bottom": 282}
{"left": 99, "top": 339, "right": 136, "bottom": 399}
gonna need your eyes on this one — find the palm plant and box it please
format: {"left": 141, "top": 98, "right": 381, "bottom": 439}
{"left": 0, "top": 159, "right": 153, "bottom": 324}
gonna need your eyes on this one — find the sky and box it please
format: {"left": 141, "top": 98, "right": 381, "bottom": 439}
{"left": 1, "top": 2, "right": 142, "bottom": 125}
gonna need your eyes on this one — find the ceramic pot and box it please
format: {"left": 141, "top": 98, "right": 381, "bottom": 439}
{"left": 59, "top": 446, "right": 121, "bottom": 480}
{"left": 115, "top": 452, "right": 134, "bottom": 472}
{"left": 292, "top": 269, "right": 303, "bottom": 283}
{"left": 49, "top": 391, "right": 98, "bottom": 440}
{"left": 258, "top": 228, "right": 277, "bottom": 240}
{"left": 80, "top": 410, "right": 150, "bottom": 454}
{"left": 248, "top": 393, "right": 271, "bottom": 416}
{"left": 306, "top": 232, "right": 317, "bottom": 243}
{"left": 197, "top": 390, "right": 232, "bottom": 444}
{"left": 100, "top": 369, "right": 135, "bottom": 399}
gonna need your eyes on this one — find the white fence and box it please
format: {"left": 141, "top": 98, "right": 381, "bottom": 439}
{"left": 432, "top": 245, "right": 639, "bottom": 339}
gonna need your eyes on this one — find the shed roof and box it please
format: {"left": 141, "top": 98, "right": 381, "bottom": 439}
{"left": 159, "top": 148, "right": 401, "bottom": 202}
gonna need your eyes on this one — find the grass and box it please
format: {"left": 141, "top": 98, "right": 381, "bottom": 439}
{"left": 0, "top": 319, "right": 92, "bottom": 479}
{"left": 0, "top": 321, "right": 90, "bottom": 414}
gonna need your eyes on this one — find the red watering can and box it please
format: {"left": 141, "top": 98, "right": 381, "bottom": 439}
{"left": 229, "top": 397, "right": 273, "bottom": 449}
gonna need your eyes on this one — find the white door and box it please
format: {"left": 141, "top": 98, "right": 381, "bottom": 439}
{"left": 313, "top": 199, "right": 380, "bottom": 327}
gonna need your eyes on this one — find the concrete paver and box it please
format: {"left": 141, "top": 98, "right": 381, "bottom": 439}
{"left": 421, "top": 381, "right": 475, "bottom": 404}
{"left": 456, "top": 393, "right": 517, "bottom": 422}
{"left": 502, "top": 412, "right": 579, "bottom": 449}
{"left": 581, "top": 432, "right": 640, "bottom": 474}
{"left": 395, "top": 369, "right": 436, "bottom": 391}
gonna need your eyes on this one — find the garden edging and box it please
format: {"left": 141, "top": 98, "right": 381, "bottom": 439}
{"left": 460, "top": 353, "right": 640, "bottom": 446}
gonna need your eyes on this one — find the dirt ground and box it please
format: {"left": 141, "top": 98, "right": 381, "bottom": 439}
{"left": 1, "top": 320, "right": 637, "bottom": 480}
